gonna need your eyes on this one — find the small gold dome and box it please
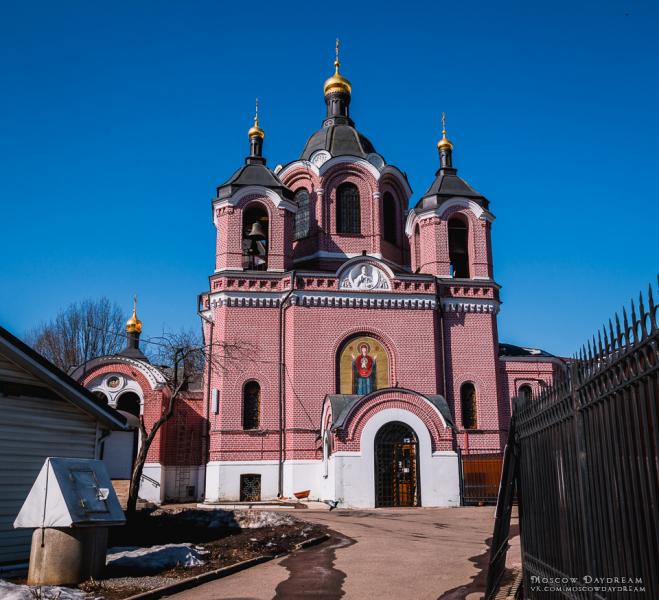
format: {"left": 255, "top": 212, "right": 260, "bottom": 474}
{"left": 324, "top": 65, "right": 352, "bottom": 96}
{"left": 126, "top": 295, "right": 142, "bottom": 334}
{"left": 437, "top": 112, "right": 453, "bottom": 150}
{"left": 248, "top": 98, "right": 265, "bottom": 139}
{"left": 324, "top": 38, "right": 351, "bottom": 96}
{"left": 437, "top": 134, "right": 453, "bottom": 151}
{"left": 248, "top": 120, "right": 264, "bottom": 140}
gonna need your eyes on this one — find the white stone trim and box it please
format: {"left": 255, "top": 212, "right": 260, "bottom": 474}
{"left": 278, "top": 157, "right": 412, "bottom": 198}
{"left": 441, "top": 297, "right": 500, "bottom": 314}
{"left": 213, "top": 186, "right": 297, "bottom": 220}
{"left": 207, "top": 289, "right": 437, "bottom": 310}
{"left": 73, "top": 356, "right": 167, "bottom": 390}
{"left": 294, "top": 250, "right": 384, "bottom": 264}
{"left": 405, "top": 196, "right": 496, "bottom": 237}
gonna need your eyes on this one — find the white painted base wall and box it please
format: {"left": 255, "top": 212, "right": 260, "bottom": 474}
{"left": 163, "top": 465, "right": 206, "bottom": 502}
{"left": 205, "top": 460, "right": 279, "bottom": 502}
{"left": 203, "top": 408, "right": 460, "bottom": 507}
{"left": 140, "top": 463, "right": 164, "bottom": 504}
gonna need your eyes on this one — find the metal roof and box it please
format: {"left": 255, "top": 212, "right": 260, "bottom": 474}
{"left": 0, "top": 326, "right": 127, "bottom": 430}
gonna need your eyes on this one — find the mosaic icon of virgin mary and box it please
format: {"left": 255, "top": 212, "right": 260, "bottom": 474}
{"left": 352, "top": 342, "right": 377, "bottom": 395}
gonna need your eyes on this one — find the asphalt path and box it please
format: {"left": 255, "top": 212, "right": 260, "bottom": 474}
{"left": 168, "top": 507, "right": 520, "bottom": 600}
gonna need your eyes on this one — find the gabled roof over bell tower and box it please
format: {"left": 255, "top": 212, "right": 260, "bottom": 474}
{"left": 415, "top": 113, "right": 489, "bottom": 212}
{"left": 216, "top": 99, "right": 293, "bottom": 201}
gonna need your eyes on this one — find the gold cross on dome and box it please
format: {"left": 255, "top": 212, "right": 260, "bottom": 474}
{"left": 442, "top": 112, "right": 447, "bottom": 135}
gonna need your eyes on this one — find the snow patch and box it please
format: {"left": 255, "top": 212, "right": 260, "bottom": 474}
{"left": 0, "top": 580, "right": 90, "bottom": 600}
{"left": 151, "top": 508, "right": 296, "bottom": 530}
{"left": 107, "top": 544, "right": 208, "bottom": 574}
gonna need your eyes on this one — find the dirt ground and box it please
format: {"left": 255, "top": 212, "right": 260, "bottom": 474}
{"left": 14, "top": 508, "right": 327, "bottom": 600}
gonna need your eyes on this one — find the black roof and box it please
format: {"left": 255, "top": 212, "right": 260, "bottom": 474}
{"left": 0, "top": 325, "right": 127, "bottom": 430}
{"left": 326, "top": 388, "right": 456, "bottom": 431}
{"left": 416, "top": 167, "right": 489, "bottom": 212}
{"left": 300, "top": 124, "right": 376, "bottom": 160}
{"left": 217, "top": 160, "right": 294, "bottom": 201}
{"left": 499, "top": 343, "right": 556, "bottom": 358}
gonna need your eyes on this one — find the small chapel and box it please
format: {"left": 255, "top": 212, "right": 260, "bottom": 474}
{"left": 77, "top": 43, "right": 564, "bottom": 507}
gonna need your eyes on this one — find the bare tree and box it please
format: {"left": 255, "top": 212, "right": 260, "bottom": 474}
{"left": 125, "top": 331, "right": 249, "bottom": 518}
{"left": 26, "top": 298, "right": 126, "bottom": 371}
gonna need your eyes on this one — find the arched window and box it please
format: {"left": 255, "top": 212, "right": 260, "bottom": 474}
{"left": 519, "top": 384, "right": 533, "bottom": 401}
{"left": 448, "top": 217, "right": 469, "bottom": 278}
{"left": 242, "top": 204, "right": 269, "bottom": 271}
{"left": 336, "top": 183, "right": 360, "bottom": 234}
{"left": 243, "top": 381, "right": 260, "bottom": 430}
{"left": 460, "top": 382, "right": 477, "bottom": 429}
{"left": 382, "top": 192, "right": 397, "bottom": 245}
{"left": 294, "top": 189, "right": 310, "bottom": 240}
{"left": 116, "top": 392, "right": 141, "bottom": 417}
{"left": 413, "top": 224, "right": 421, "bottom": 271}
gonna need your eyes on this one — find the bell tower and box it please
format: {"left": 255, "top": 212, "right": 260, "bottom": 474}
{"left": 408, "top": 115, "right": 495, "bottom": 279}
{"left": 212, "top": 101, "right": 295, "bottom": 273}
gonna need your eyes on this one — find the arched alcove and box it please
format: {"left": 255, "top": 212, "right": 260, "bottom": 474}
{"left": 337, "top": 335, "right": 390, "bottom": 395}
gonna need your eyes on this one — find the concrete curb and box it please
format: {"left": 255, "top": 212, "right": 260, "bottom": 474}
{"left": 122, "top": 533, "right": 330, "bottom": 600}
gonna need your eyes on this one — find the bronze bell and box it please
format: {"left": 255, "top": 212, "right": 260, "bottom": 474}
{"left": 246, "top": 221, "right": 266, "bottom": 240}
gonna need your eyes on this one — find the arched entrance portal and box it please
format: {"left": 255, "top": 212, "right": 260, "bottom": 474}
{"left": 374, "top": 421, "right": 420, "bottom": 507}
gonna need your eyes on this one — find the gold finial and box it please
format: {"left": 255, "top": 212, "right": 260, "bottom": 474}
{"left": 247, "top": 97, "right": 265, "bottom": 139}
{"left": 437, "top": 111, "right": 453, "bottom": 151}
{"left": 324, "top": 37, "right": 351, "bottom": 96}
{"left": 126, "top": 293, "right": 143, "bottom": 334}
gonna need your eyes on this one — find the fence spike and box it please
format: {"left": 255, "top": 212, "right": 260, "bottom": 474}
{"left": 615, "top": 313, "right": 623, "bottom": 346}
{"left": 649, "top": 283, "right": 655, "bottom": 312}
{"left": 638, "top": 291, "right": 647, "bottom": 337}
{"left": 608, "top": 319, "right": 616, "bottom": 350}
{"left": 623, "top": 307, "right": 630, "bottom": 345}
{"left": 597, "top": 329, "right": 604, "bottom": 356}
{"left": 602, "top": 325, "right": 610, "bottom": 355}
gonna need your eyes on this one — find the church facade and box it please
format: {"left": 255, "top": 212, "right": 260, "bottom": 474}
{"left": 74, "top": 49, "right": 564, "bottom": 507}
{"left": 195, "top": 48, "right": 565, "bottom": 508}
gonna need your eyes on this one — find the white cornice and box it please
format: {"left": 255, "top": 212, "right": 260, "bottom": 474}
{"left": 207, "top": 289, "right": 437, "bottom": 310}
{"left": 213, "top": 185, "right": 297, "bottom": 215}
{"left": 405, "top": 197, "right": 496, "bottom": 237}
{"left": 278, "top": 156, "right": 412, "bottom": 199}
{"left": 440, "top": 297, "right": 500, "bottom": 315}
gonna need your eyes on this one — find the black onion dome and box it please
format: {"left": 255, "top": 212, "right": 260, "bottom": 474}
{"left": 300, "top": 123, "right": 376, "bottom": 160}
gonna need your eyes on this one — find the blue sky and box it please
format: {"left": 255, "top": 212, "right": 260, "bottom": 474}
{"left": 1, "top": 0, "right": 657, "bottom": 357}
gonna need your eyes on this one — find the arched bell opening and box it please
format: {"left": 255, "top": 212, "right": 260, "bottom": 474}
{"left": 448, "top": 216, "right": 470, "bottom": 278}
{"left": 374, "top": 421, "right": 420, "bottom": 507}
{"left": 242, "top": 204, "right": 269, "bottom": 271}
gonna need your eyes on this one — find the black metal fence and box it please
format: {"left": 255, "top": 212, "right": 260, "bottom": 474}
{"left": 487, "top": 279, "right": 659, "bottom": 599}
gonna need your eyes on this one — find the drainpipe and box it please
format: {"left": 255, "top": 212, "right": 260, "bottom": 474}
{"left": 198, "top": 297, "right": 214, "bottom": 502}
{"left": 278, "top": 271, "right": 296, "bottom": 497}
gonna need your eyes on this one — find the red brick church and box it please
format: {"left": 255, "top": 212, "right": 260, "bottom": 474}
{"left": 76, "top": 46, "right": 564, "bottom": 507}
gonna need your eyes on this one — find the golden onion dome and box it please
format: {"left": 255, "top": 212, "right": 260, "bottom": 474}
{"left": 324, "top": 38, "right": 351, "bottom": 96}
{"left": 324, "top": 64, "right": 352, "bottom": 96}
{"left": 437, "top": 133, "right": 453, "bottom": 151}
{"left": 126, "top": 295, "right": 142, "bottom": 334}
{"left": 247, "top": 98, "right": 265, "bottom": 140}
{"left": 437, "top": 112, "right": 453, "bottom": 150}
